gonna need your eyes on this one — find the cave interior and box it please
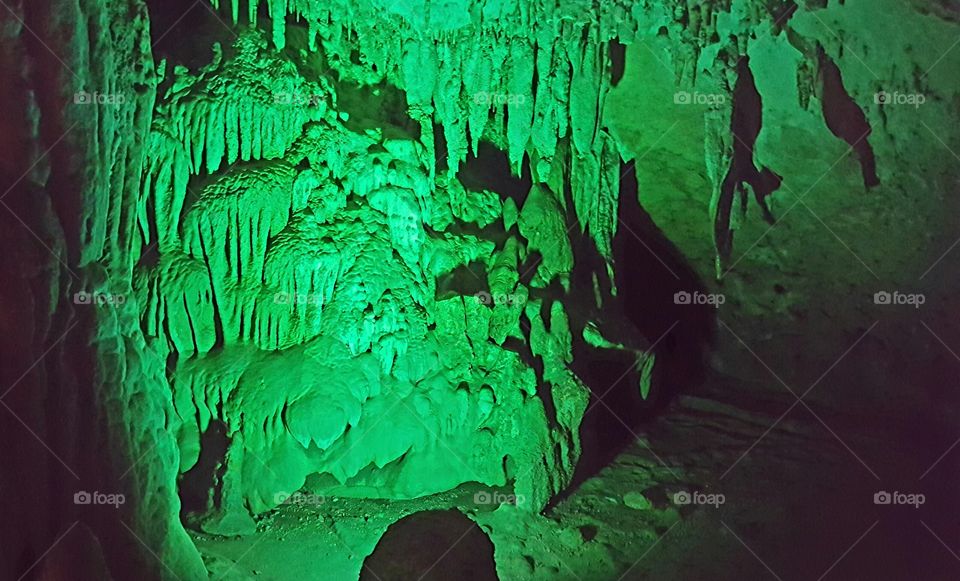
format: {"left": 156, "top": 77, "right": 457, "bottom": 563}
{"left": 0, "top": 0, "right": 959, "bottom": 579}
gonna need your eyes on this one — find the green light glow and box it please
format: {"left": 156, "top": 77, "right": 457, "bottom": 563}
{"left": 140, "top": 25, "right": 615, "bottom": 535}
{"left": 11, "top": 0, "right": 956, "bottom": 578}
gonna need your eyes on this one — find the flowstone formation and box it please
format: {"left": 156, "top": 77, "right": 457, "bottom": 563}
{"left": 139, "top": 29, "right": 613, "bottom": 535}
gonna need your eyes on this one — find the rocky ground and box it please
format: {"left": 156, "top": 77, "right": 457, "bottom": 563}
{"left": 193, "top": 336, "right": 960, "bottom": 580}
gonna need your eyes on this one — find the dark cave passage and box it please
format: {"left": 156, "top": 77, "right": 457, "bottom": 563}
{"left": 454, "top": 141, "right": 534, "bottom": 203}
{"left": 614, "top": 162, "right": 716, "bottom": 402}
{"left": 178, "top": 419, "right": 229, "bottom": 522}
{"left": 360, "top": 510, "right": 498, "bottom": 581}
{"left": 147, "top": 0, "right": 240, "bottom": 67}
{"left": 560, "top": 162, "right": 717, "bottom": 496}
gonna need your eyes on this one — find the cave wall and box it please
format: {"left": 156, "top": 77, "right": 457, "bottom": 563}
{"left": 604, "top": 0, "right": 960, "bottom": 379}
{"left": 0, "top": 0, "right": 957, "bottom": 579}
{"left": 0, "top": 0, "right": 205, "bottom": 579}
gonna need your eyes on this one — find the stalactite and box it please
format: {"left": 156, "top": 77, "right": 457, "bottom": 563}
{"left": 519, "top": 184, "right": 574, "bottom": 287}
{"left": 198, "top": 0, "right": 647, "bottom": 261}
{"left": 137, "top": 0, "right": 806, "bottom": 533}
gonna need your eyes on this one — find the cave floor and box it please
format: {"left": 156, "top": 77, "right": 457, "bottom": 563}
{"left": 191, "top": 349, "right": 960, "bottom": 581}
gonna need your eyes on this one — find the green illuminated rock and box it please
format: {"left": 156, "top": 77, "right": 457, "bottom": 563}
{"left": 5, "top": 1, "right": 959, "bottom": 579}
{"left": 133, "top": 27, "right": 607, "bottom": 532}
